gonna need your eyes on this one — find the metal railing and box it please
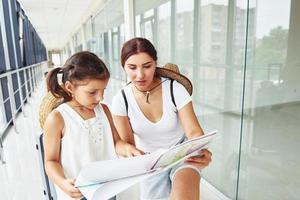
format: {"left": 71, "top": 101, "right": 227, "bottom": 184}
{"left": 0, "top": 62, "right": 45, "bottom": 164}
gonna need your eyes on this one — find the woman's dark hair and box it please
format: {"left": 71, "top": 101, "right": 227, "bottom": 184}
{"left": 121, "top": 37, "right": 157, "bottom": 67}
{"left": 46, "top": 51, "right": 110, "bottom": 102}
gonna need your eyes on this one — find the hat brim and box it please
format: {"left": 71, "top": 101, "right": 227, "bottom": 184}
{"left": 39, "top": 92, "right": 63, "bottom": 129}
{"left": 156, "top": 67, "right": 193, "bottom": 95}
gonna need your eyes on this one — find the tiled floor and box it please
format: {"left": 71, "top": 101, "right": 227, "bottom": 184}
{"left": 0, "top": 75, "right": 226, "bottom": 200}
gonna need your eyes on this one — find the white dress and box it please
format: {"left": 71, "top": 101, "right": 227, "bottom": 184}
{"left": 53, "top": 103, "right": 116, "bottom": 200}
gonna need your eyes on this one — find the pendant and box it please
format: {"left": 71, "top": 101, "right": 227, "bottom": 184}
{"left": 146, "top": 91, "right": 150, "bottom": 104}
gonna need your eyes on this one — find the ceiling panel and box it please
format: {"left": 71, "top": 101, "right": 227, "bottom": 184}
{"left": 18, "top": 0, "right": 100, "bottom": 50}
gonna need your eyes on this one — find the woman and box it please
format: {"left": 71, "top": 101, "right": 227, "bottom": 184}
{"left": 112, "top": 38, "right": 212, "bottom": 200}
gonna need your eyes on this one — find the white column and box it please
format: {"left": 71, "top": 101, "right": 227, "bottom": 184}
{"left": 123, "top": 0, "right": 135, "bottom": 40}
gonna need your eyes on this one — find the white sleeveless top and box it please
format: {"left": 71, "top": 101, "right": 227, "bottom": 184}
{"left": 53, "top": 103, "right": 117, "bottom": 200}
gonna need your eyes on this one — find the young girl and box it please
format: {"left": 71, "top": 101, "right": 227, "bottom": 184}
{"left": 112, "top": 38, "right": 212, "bottom": 200}
{"left": 43, "top": 51, "right": 143, "bottom": 200}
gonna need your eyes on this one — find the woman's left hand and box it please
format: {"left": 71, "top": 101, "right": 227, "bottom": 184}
{"left": 184, "top": 149, "right": 212, "bottom": 169}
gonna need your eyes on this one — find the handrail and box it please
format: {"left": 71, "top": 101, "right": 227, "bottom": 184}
{"left": 0, "top": 61, "right": 45, "bottom": 142}
{"left": 0, "top": 63, "right": 42, "bottom": 78}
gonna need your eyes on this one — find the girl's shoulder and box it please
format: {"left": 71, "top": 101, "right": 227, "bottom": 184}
{"left": 43, "top": 109, "right": 64, "bottom": 131}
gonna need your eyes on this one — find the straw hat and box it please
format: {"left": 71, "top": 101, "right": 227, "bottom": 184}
{"left": 156, "top": 63, "right": 193, "bottom": 95}
{"left": 39, "top": 92, "right": 63, "bottom": 129}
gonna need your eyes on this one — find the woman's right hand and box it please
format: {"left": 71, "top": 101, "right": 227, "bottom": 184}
{"left": 60, "top": 178, "right": 83, "bottom": 199}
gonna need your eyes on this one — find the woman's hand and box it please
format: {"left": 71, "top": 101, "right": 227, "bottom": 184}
{"left": 60, "top": 178, "right": 83, "bottom": 199}
{"left": 185, "top": 149, "right": 212, "bottom": 169}
{"left": 124, "top": 143, "right": 145, "bottom": 157}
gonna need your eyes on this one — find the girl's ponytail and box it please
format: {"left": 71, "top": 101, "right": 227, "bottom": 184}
{"left": 46, "top": 67, "right": 72, "bottom": 102}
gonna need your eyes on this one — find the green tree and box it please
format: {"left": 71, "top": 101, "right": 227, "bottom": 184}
{"left": 255, "top": 26, "right": 288, "bottom": 65}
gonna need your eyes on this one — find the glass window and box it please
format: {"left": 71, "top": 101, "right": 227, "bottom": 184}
{"left": 105, "top": 0, "right": 124, "bottom": 30}
{"left": 0, "top": 81, "right": 5, "bottom": 131}
{"left": 112, "top": 27, "right": 120, "bottom": 61}
{"left": 195, "top": 1, "right": 250, "bottom": 198}
{"left": 174, "top": 0, "right": 194, "bottom": 71}
{"left": 73, "top": 30, "right": 83, "bottom": 52}
{"left": 0, "top": 24, "right": 6, "bottom": 72}
{"left": 143, "top": 18, "right": 154, "bottom": 42}
{"left": 239, "top": 0, "right": 300, "bottom": 199}
{"left": 84, "top": 17, "right": 93, "bottom": 51}
{"left": 134, "top": 0, "right": 169, "bottom": 15}
{"left": 91, "top": 0, "right": 124, "bottom": 81}
{"left": 135, "top": 15, "right": 141, "bottom": 37}
{"left": 134, "top": 0, "right": 300, "bottom": 199}
{"left": 135, "top": 9, "right": 155, "bottom": 44}
{"left": 110, "top": 25, "right": 125, "bottom": 81}
{"left": 51, "top": 53, "right": 61, "bottom": 67}
{"left": 157, "top": 2, "right": 171, "bottom": 64}
{"left": 18, "top": 13, "right": 24, "bottom": 66}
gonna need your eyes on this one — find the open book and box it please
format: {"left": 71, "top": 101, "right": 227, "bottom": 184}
{"left": 75, "top": 130, "right": 217, "bottom": 200}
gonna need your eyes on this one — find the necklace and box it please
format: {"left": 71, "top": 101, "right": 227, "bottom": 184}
{"left": 134, "top": 79, "right": 167, "bottom": 104}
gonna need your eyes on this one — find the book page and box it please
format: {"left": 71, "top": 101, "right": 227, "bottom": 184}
{"left": 76, "top": 130, "right": 217, "bottom": 199}
{"left": 75, "top": 149, "right": 164, "bottom": 188}
{"left": 150, "top": 130, "right": 217, "bottom": 169}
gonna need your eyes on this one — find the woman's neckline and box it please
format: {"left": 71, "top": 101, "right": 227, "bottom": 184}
{"left": 129, "top": 77, "right": 166, "bottom": 124}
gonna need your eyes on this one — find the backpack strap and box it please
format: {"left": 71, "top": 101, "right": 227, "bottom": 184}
{"left": 170, "top": 79, "right": 176, "bottom": 108}
{"left": 121, "top": 89, "right": 128, "bottom": 114}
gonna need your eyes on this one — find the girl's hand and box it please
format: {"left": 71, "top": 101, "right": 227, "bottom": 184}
{"left": 124, "top": 144, "right": 145, "bottom": 157}
{"left": 185, "top": 149, "right": 212, "bottom": 169}
{"left": 60, "top": 178, "right": 83, "bottom": 199}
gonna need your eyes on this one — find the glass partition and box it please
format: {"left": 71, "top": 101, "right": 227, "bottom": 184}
{"left": 157, "top": 2, "right": 171, "bottom": 64}
{"left": 239, "top": 0, "right": 300, "bottom": 199}
{"left": 84, "top": 17, "right": 93, "bottom": 51}
{"left": 134, "top": 0, "right": 300, "bottom": 199}
{"left": 91, "top": 0, "right": 124, "bottom": 81}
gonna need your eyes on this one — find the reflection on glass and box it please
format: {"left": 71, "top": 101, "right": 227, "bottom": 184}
{"left": 197, "top": 1, "right": 244, "bottom": 198}
{"left": 174, "top": 0, "right": 193, "bottom": 70}
{"left": 143, "top": 19, "right": 154, "bottom": 42}
{"left": 84, "top": 18, "right": 93, "bottom": 51}
{"left": 240, "top": 0, "right": 300, "bottom": 199}
{"left": 157, "top": 2, "right": 171, "bottom": 64}
{"left": 132, "top": 0, "right": 300, "bottom": 199}
{"left": 73, "top": 30, "right": 83, "bottom": 52}
{"left": 136, "top": 8, "right": 155, "bottom": 43}
{"left": 135, "top": 15, "right": 141, "bottom": 37}
{"left": 112, "top": 32, "right": 119, "bottom": 60}
{"left": 87, "top": 0, "right": 124, "bottom": 82}
{"left": 0, "top": 103, "right": 4, "bottom": 130}
{"left": 144, "top": 9, "right": 154, "bottom": 18}
{"left": 109, "top": 25, "right": 125, "bottom": 81}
